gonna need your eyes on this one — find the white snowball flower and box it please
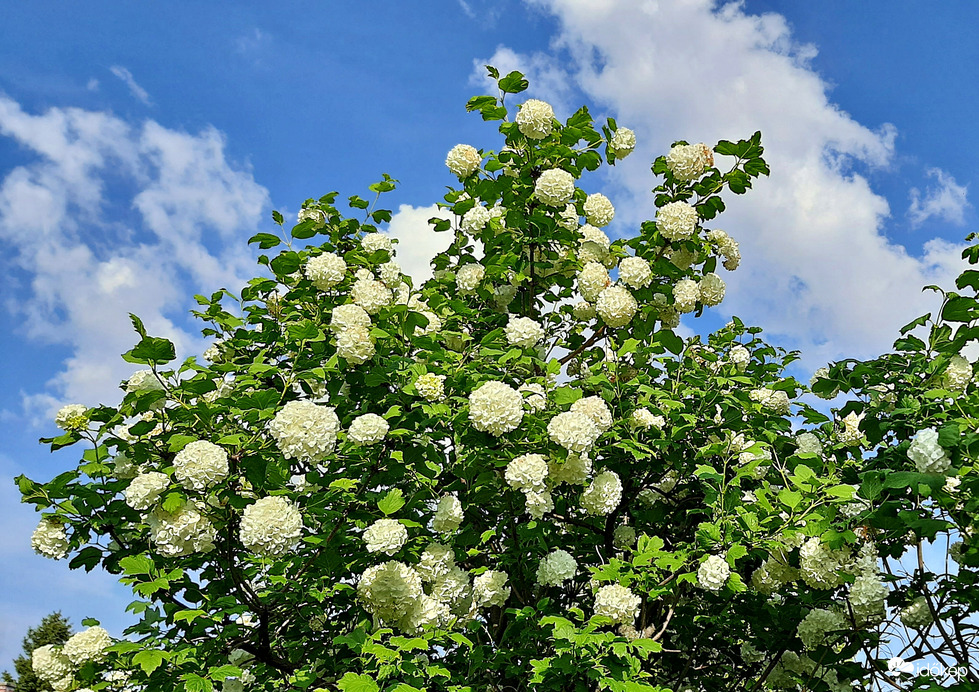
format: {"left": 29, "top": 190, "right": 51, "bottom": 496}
{"left": 524, "top": 488, "right": 554, "bottom": 519}
{"left": 557, "top": 203, "right": 579, "bottom": 230}
{"left": 378, "top": 260, "right": 401, "bottom": 287}
{"left": 618, "top": 256, "right": 652, "bottom": 289}
{"left": 534, "top": 169, "right": 575, "bottom": 207}
{"left": 174, "top": 440, "right": 229, "bottom": 492}
{"left": 594, "top": 584, "right": 640, "bottom": 624}
{"left": 613, "top": 525, "right": 638, "bottom": 549}
{"left": 63, "top": 626, "right": 112, "bottom": 665}
{"left": 348, "top": 413, "right": 389, "bottom": 445}
{"left": 363, "top": 518, "right": 408, "bottom": 556}
{"left": 298, "top": 207, "right": 324, "bottom": 226}
{"left": 32, "top": 645, "right": 73, "bottom": 685}
{"left": 656, "top": 201, "right": 699, "bottom": 241}
{"left": 749, "top": 388, "right": 791, "bottom": 415}
{"left": 456, "top": 264, "right": 485, "bottom": 293}
{"left": 55, "top": 404, "right": 89, "bottom": 432}
{"left": 473, "top": 570, "right": 510, "bottom": 607}
{"left": 445, "top": 144, "right": 481, "bottom": 178}
{"left": 417, "top": 542, "right": 456, "bottom": 582}
{"left": 305, "top": 253, "right": 347, "bottom": 290}
{"left": 596, "top": 285, "right": 638, "bottom": 328}
{"left": 124, "top": 471, "right": 171, "bottom": 511}
{"left": 336, "top": 325, "right": 376, "bottom": 364}
{"left": 361, "top": 232, "right": 393, "bottom": 255}
{"left": 537, "top": 549, "right": 577, "bottom": 586}
{"left": 797, "top": 609, "right": 845, "bottom": 649}
{"left": 358, "top": 561, "right": 424, "bottom": 623}
{"left": 631, "top": 408, "right": 665, "bottom": 430}
{"left": 461, "top": 205, "right": 491, "bottom": 235}
{"left": 31, "top": 517, "right": 69, "bottom": 560}
{"left": 351, "top": 276, "right": 392, "bottom": 315}
{"left": 666, "top": 143, "right": 713, "bottom": 181}
{"left": 505, "top": 454, "right": 549, "bottom": 492}
{"left": 729, "top": 345, "right": 750, "bottom": 370}
{"left": 908, "top": 428, "right": 951, "bottom": 474}
{"left": 848, "top": 573, "right": 888, "bottom": 625}
{"left": 799, "top": 537, "right": 849, "bottom": 590}
{"left": 416, "top": 373, "right": 446, "bottom": 402}
{"left": 836, "top": 411, "right": 865, "bottom": 446}
{"left": 573, "top": 301, "right": 597, "bottom": 321}
{"left": 707, "top": 228, "right": 741, "bottom": 271}
{"left": 583, "top": 193, "right": 615, "bottom": 227}
{"left": 519, "top": 383, "right": 547, "bottom": 412}
{"left": 269, "top": 400, "right": 340, "bottom": 464}
{"left": 431, "top": 565, "right": 471, "bottom": 608}
{"left": 548, "top": 454, "right": 592, "bottom": 486}
{"left": 432, "top": 494, "right": 463, "bottom": 534}
{"left": 126, "top": 370, "right": 164, "bottom": 394}
{"left": 570, "top": 396, "right": 613, "bottom": 433}
{"left": 548, "top": 411, "right": 601, "bottom": 453}
{"left": 469, "top": 381, "right": 524, "bottom": 435}
{"left": 699, "top": 273, "right": 726, "bottom": 307}
{"left": 697, "top": 555, "right": 731, "bottom": 591}
{"left": 240, "top": 496, "right": 303, "bottom": 557}
{"left": 899, "top": 597, "right": 933, "bottom": 629}
{"left": 578, "top": 224, "right": 612, "bottom": 265}
{"left": 609, "top": 128, "right": 637, "bottom": 158}
{"left": 413, "top": 307, "right": 442, "bottom": 337}
{"left": 147, "top": 501, "right": 216, "bottom": 557}
{"left": 673, "top": 279, "right": 700, "bottom": 313}
{"left": 581, "top": 470, "right": 622, "bottom": 516}
{"left": 577, "top": 262, "right": 610, "bottom": 302}
{"left": 515, "top": 99, "right": 555, "bottom": 139}
{"left": 796, "top": 432, "right": 823, "bottom": 456}
{"left": 330, "top": 303, "right": 371, "bottom": 332}
{"left": 945, "top": 354, "right": 973, "bottom": 390}
{"left": 505, "top": 316, "right": 544, "bottom": 349}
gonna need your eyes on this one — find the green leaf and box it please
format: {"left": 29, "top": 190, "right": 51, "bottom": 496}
{"left": 272, "top": 210, "right": 284, "bottom": 225}
{"left": 119, "top": 554, "right": 155, "bottom": 575}
{"left": 498, "top": 71, "right": 529, "bottom": 94}
{"left": 938, "top": 422, "right": 960, "bottom": 448}
{"left": 337, "top": 673, "right": 379, "bottom": 692}
{"left": 378, "top": 488, "right": 406, "bottom": 515}
{"left": 181, "top": 673, "right": 213, "bottom": 692}
{"left": 248, "top": 232, "right": 282, "bottom": 249}
{"left": 133, "top": 649, "right": 166, "bottom": 675}
{"left": 207, "top": 665, "right": 242, "bottom": 681}
{"left": 656, "top": 329, "right": 684, "bottom": 355}
{"left": 941, "top": 295, "right": 978, "bottom": 322}
{"left": 123, "top": 336, "right": 176, "bottom": 365}
{"left": 778, "top": 488, "right": 802, "bottom": 509}
{"left": 270, "top": 252, "right": 301, "bottom": 276}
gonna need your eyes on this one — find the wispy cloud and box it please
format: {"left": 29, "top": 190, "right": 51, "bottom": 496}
{"left": 909, "top": 167, "right": 970, "bottom": 228}
{"left": 109, "top": 65, "right": 151, "bottom": 105}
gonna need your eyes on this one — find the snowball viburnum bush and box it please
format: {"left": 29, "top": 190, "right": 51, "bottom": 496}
{"left": 24, "top": 68, "right": 976, "bottom": 692}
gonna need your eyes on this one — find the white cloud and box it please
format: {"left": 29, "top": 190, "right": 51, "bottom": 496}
{"left": 473, "top": 0, "right": 968, "bottom": 368}
{"left": 387, "top": 204, "right": 454, "bottom": 284}
{"left": 0, "top": 95, "right": 269, "bottom": 418}
{"left": 109, "top": 65, "right": 152, "bottom": 106}
{"left": 86, "top": 78, "right": 99, "bottom": 92}
{"left": 909, "top": 167, "right": 970, "bottom": 227}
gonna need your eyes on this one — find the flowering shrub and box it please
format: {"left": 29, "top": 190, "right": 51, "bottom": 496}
{"left": 17, "top": 67, "right": 979, "bottom": 692}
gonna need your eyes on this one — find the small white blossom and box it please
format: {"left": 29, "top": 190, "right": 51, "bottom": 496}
{"left": 618, "top": 256, "right": 652, "bottom": 289}
{"left": 596, "top": 285, "right": 638, "bottom": 328}
{"left": 583, "top": 193, "right": 615, "bottom": 227}
{"left": 469, "top": 381, "right": 524, "bottom": 435}
{"left": 240, "top": 496, "right": 303, "bottom": 557}
{"left": 656, "top": 201, "right": 699, "bottom": 241}
{"left": 305, "top": 253, "right": 347, "bottom": 290}
{"left": 581, "top": 470, "right": 622, "bottom": 516}
{"left": 416, "top": 373, "right": 446, "bottom": 402}
{"left": 432, "top": 494, "right": 463, "bottom": 534}
{"left": 666, "top": 143, "right": 713, "bottom": 181}
{"left": 537, "top": 549, "right": 577, "bottom": 586}
{"left": 55, "top": 404, "right": 89, "bottom": 432}
{"left": 473, "top": 569, "right": 511, "bottom": 607}
{"left": 124, "top": 472, "right": 171, "bottom": 511}
{"left": 63, "top": 627, "right": 112, "bottom": 665}
{"left": 505, "top": 316, "right": 544, "bottom": 349}
{"left": 456, "top": 263, "right": 485, "bottom": 293}
{"left": 363, "top": 518, "right": 408, "bottom": 556}
{"left": 174, "top": 440, "right": 229, "bottom": 492}
{"left": 515, "top": 99, "right": 554, "bottom": 139}
{"left": 609, "top": 128, "right": 636, "bottom": 158}
{"left": 697, "top": 555, "right": 731, "bottom": 591}
{"left": 445, "top": 144, "right": 481, "bottom": 178}
{"left": 908, "top": 428, "right": 951, "bottom": 474}
{"left": 269, "top": 400, "right": 340, "bottom": 464}
{"left": 31, "top": 518, "right": 69, "bottom": 560}
{"left": 348, "top": 413, "right": 389, "bottom": 445}
{"left": 548, "top": 411, "right": 601, "bottom": 453}
{"left": 594, "top": 584, "right": 640, "bottom": 624}
{"left": 534, "top": 169, "right": 576, "bottom": 207}
{"left": 673, "top": 279, "right": 700, "bottom": 313}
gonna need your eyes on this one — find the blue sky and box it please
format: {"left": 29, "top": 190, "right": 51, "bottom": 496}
{"left": 1, "top": 0, "right": 976, "bottom": 668}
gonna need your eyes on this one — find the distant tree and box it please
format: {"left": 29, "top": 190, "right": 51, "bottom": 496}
{"left": 2, "top": 612, "right": 72, "bottom": 692}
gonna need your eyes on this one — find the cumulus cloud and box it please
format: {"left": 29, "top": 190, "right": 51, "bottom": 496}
{"left": 909, "top": 167, "right": 970, "bottom": 227}
{"left": 387, "top": 204, "right": 454, "bottom": 284}
{"left": 0, "top": 95, "right": 269, "bottom": 417}
{"left": 473, "top": 0, "right": 969, "bottom": 368}
{"left": 109, "top": 65, "right": 152, "bottom": 106}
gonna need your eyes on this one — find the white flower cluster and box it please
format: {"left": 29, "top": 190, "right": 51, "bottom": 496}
{"left": 31, "top": 517, "right": 69, "bottom": 560}
{"left": 697, "top": 555, "right": 731, "bottom": 591}
{"left": 706, "top": 229, "right": 741, "bottom": 270}
{"left": 416, "top": 373, "right": 446, "bottom": 402}
{"left": 751, "top": 550, "right": 798, "bottom": 595}
{"left": 583, "top": 193, "right": 615, "bottom": 227}
{"left": 609, "top": 128, "right": 636, "bottom": 158}
{"left": 64, "top": 626, "right": 112, "bottom": 665}
{"left": 631, "top": 408, "right": 665, "bottom": 430}
{"left": 836, "top": 411, "right": 864, "bottom": 446}
{"left": 699, "top": 273, "right": 726, "bottom": 306}
{"left": 358, "top": 561, "right": 426, "bottom": 625}
{"left": 432, "top": 494, "right": 463, "bottom": 534}
{"left": 55, "top": 404, "right": 89, "bottom": 431}
{"left": 351, "top": 274, "right": 392, "bottom": 315}
{"left": 572, "top": 301, "right": 596, "bottom": 321}
{"left": 126, "top": 369, "right": 164, "bottom": 394}
{"left": 581, "top": 470, "right": 622, "bottom": 516}
{"left": 656, "top": 201, "right": 699, "bottom": 241}
{"left": 269, "top": 400, "right": 340, "bottom": 464}
{"left": 505, "top": 316, "right": 544, "bottom": 348}
{"left": 124, "top": 472, "right": 170, "bottom": 511}
{"left": 577, "top": 262, "right": 610, "bottom": 302}
{"left": 298, "top": 207, "right": 324, "bottom": 226}
{"left": 908, "top": 428, "right": 951, "bottom": 474}
{"left": 809, "top": 366, "right": 839, "bottom": 399}
{"left": 557, "top": 203, "right": 579, "bottom": 230}
{"left": 456, "top": 264, "right": 484, "bottom": 293}
{"left": 240, "top": 496, "right": 303, "bottom": 557}
{"left": 305, "top": 253, "right": 347, "bottom": 290}
{"left": 618, "top": 256, "right": 652, "bottom": 289}
{"left": 461, "top": 205, "right": 491, "bottom": 235}
{"left": 473, "top": 570, "right": 511, "bottom": 607}
{"left": 445, "top": 144, "right": 481, "bottom": 178}
{"left": 348, "top": 413, "right": 389, "bottom": 445}
{"left": 799, "top": 537, "right": 850, "bottom": 590}
{"left": 673, "top": 279, "right": 699, "bottom": 313}
{"left": 548, "top": 454, "right": 592, "bottom": 486}
{"left": 945, "top": 354, "right": 973, "bottom": 390}
{"left": 515, "top": 99, "right": 554, "bottom": 139}
{"left": 361, "top": 232, "right": 393, "bottom": 255}
{"left": 378, "top": 260, "right": 401, "bottom": 287}
{"left": 417, "top": 542, "right": 455, "bottom": 582}
{"left": 571, "top": 396, "right": 613, "bottom": 433}
{"left": 548, "top": 411, "right": 601, "bottom": 453}
{"left": 519, "top": 383, "right": 547, "bottom": 412}
{"left": 336, "top": 324, "right": 376, "bottom": 364}
{"left": 848, "top": 571, "right": 888, "bottom": 626}
{"left": 331, "top": 303, "right": 371, "bottom": 332}
{"left": 534, "top": 169, "right": 575, "bottom": 207}
{"left": 579, "top": 225, "right": 612, "bottom": 266}
{"left": 32, "top": 645, "right": 73, "bottom": 688}
{"left": 174, "top": 440, "right": 228, "bottom": 492}
{"left": 596, "top": 285, "right": 638, "bottom": 328}
{"left": 363, "top": 518, "right": 408, "bottom": 556}
{"left": 148, "top": 501, "right": 216, "bottom": 557}
{"left": 666, "top": 143, "right": 713, "bottom": 181}
{"left": 796, "top": 432, "right": 824, "bottom": 456}
{"left": 729, "top": 345, "right": 750, "bottom": 370}
{"left": 749, "top": 388, "right": 791, "bottom": 415}
{"left": 469, "top": 381, "right": 524, "bottom": 435}
{"left": 899, "top": 596, "right": 933, "bottom": 629}
{"left": 797, "top": 608, "right": 844, "bottom": 650}
{"left": 537, "top": 549, "right": 577, "bottom": 586}
{"left": 594, "top": 584, "right": 640, "bottom": 624}
{"left": 613, "top": 525, "right": 637, "bottom": 549}
{"left": 505, "top": 454, "right": 549, "bottom": 492}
